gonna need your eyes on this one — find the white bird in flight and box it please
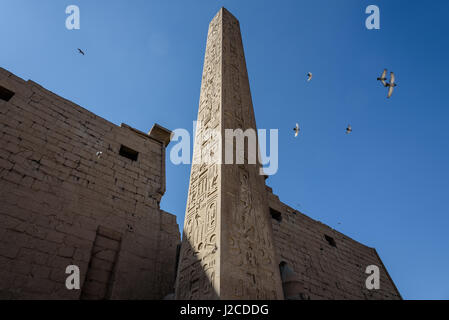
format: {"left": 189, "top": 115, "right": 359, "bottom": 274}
{"left": 293, "top": 123, "right": 300, "bottom": 137}
{"left": 377, "top": 69, "right": 388, "bottom": 87}
{"left": 386, "top": 72, "right": 397, "bottom": 98}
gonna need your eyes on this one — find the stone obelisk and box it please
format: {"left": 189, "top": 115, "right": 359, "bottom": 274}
{"left": 175, "top": 8, "right": 283, "bottom": 300}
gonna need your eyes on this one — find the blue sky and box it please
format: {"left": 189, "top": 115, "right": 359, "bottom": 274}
{"left": 1, "top": 0, "right": 448, "bottom": 300}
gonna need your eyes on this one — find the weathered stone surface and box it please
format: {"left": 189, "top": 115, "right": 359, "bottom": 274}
{"left": 175, "top": 8, "right": 284, "bottom": 300}
{"left": 267, "top": 187, "right": 402, "bottom": 300}
{"left": 0, "top": 68, "right": 180, "bottom": 299}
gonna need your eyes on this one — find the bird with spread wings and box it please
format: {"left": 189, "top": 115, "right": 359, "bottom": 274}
{"left": 293, "top": 123, "right": 300, "bottom": 137}
{"left": 386, "top": 72, "right": 397, "bottom": 98}
{"left": 378, "top": 69, "right": 397, "bottom": 98}
{"left": 307, "top": 72, "right": 313, "bottom": 82}
{"left": 346, "top": 125, "right": 352, "bottom": 134}
{"left": 377, "top": 69, "right": 388, "bottom": 87}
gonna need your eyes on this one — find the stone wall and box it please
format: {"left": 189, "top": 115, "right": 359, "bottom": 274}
{"left": 267, "top": 186, "right": 401, "bottom": 300}
{"left": 0, "top": 67, "right": 180, "bottom": 299}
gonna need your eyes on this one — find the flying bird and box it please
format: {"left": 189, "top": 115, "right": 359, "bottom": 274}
{"left": 293, "top": 123, "right": 300, "bottom": 137}
{"left": 377, "top": 69, "right": 388, "bottom": 87}
{"left": 345, "top": 125, "right": 352, "bottom": 134}
{"left": 386, "top": 72, "right": 397, "bottom": 98}
{"left": 307, "top": 72, "right": 313, "bottom": 82}
{"left": 77, "top": 48, "right": 85, "bottom": 55}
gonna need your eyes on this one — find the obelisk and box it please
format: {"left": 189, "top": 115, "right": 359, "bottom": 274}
{"left": 175, "top": 8, "right": 283, "bottom": 300}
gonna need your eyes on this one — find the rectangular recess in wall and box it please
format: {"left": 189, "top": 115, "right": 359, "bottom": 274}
{"left": 270, "top": 207, "right": 282, "bottom": 222}
{"left": 324, "top": 235, "right": 337, "bottom": 248}
{"left": 81, "top": 226, "right": 122, "bottom": 300}
{"left": 0, "top": 86, "right": 15, "bottom": 102}
{"left": 119, "top": 145, "right": 139, "bottom": 161}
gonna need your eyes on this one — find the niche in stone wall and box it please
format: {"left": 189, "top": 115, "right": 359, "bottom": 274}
{"left": 0, "top": 85, "right": 15, "bottom": 102}
{"left": 269, "top": 207, "right": 282, "bottom": 223}
{"left": 81, "top": 226, "right": 122, "bottom": 300}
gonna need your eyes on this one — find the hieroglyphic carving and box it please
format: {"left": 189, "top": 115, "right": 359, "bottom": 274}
{"left": 176, "top": 8, "right": 283, "bottom": 300}
{"left": 220, "top": 9, "right": 283, "bottom": 299}
{"left": 175, "top": 10, "right": 222, "bottom": 300}
{"left": 225, "top": 167, "right": 278, "bottom": 299}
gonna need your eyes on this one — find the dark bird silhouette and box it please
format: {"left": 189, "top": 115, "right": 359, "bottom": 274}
{"left": 77, "top": 48, "right": 85, "bottom": 55}
{"left": 377, "top": 69, "right": 388, "bottom": 87}
{"left": 293, "top": 123, "right": 300, "bottom": 137}
{"left": 386, "top": 72, "right": 397, "bottom": 98}
{"left": 345, "top": 125, "right": 352, "bottom": 134}
{"left": 307, "top": 72, "right": 313, "bottom": 82}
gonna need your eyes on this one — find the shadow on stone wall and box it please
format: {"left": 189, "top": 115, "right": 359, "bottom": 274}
{"left": 174, "top": 235, "right": 219, "bottom": 300}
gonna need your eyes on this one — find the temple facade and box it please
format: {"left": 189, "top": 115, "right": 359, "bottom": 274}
{"left": 0, "top": 7, "right": 401, "bottom": 300}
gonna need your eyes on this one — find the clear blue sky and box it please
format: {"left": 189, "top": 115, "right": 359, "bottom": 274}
{"left": 1, "top": 0, "right": 448, "bottom": 300}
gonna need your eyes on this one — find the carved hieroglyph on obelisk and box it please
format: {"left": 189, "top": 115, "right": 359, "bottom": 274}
{"left": 175, "top": 8, "right": 284, "bottom": 300}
